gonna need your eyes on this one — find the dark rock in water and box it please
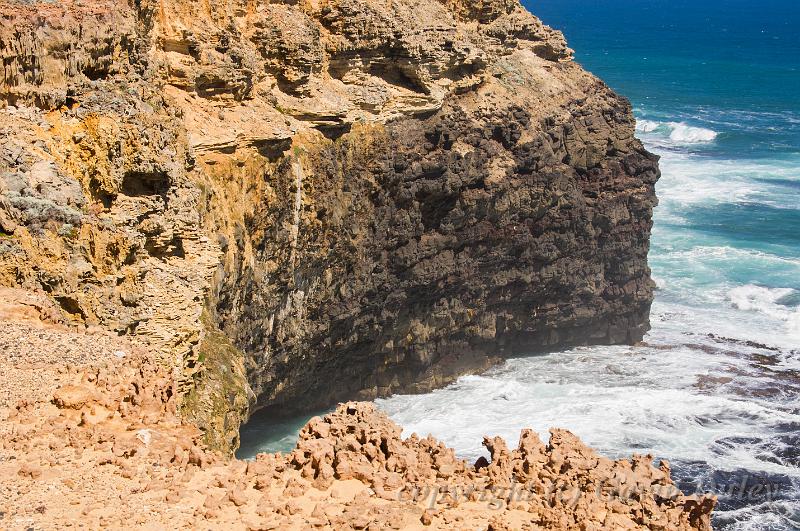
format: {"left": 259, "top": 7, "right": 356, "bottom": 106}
{"left": 706, "top": 333, "right": 783, "bottom": 353}
{"left": 710, "top": 436, "right": 764, "bottom": 455}
{"left": 671, "top": 461, "right": 799, "bottom": 514}
{"left": 709, "top": 433, "right": 800, "bottom": 471}
{"left": 759, "top": 432, "right": 800, "bottom": 468}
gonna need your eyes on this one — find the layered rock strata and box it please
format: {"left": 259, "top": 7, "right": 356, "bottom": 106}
{"left": 0, "top": 0, "right": 659, "bottom": 448}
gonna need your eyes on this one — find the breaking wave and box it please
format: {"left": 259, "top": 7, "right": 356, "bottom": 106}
{"left": 730, "top": 285, "right": 800, "bottom": 340}
{"left": 636, "top": 119, "right": 719, "bottom": 145}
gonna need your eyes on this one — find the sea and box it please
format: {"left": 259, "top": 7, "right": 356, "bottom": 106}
{"left": 238, "top": 1, "right": 800, "bottom": 528}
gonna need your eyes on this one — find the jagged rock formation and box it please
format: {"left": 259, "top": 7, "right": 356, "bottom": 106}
{"left": 0, "top": 308, "right": 714, "bottom": 530}
{"left": 0, "top": 0, "right": 659, "bottom": 450}
{"left": 291, "top": 402, "right": 715, "bottom": 530}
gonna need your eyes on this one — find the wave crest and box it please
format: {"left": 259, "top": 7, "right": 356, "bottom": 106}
{"left": 729, "top": 285, "right": 800, "bottom": 338}
{"left": 668, "top": 122, "right": 718, "bottom": 143}
{"left": 635, "top": 119, "right": 719, "bottom": 145}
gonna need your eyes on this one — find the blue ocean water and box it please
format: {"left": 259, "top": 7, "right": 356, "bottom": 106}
{"left": 531, "top": 0, "right": 800, "bottom": 343}
{"left": 240, "top": 2, "right": 800, "bottom": 528}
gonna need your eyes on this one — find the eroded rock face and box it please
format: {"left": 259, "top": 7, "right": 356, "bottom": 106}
{"left": 0, "top": 0, "right": 658, "bottom": 446}
{"left": 229, "top": 95, "right": 658, "bottom": 412}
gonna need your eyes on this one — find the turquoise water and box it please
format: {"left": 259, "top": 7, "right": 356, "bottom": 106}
{"left": 532, "top": 0, "right": 800, "bottom": 347}
{"left": 240, "top": 2, "right": 800, "bottom": 528}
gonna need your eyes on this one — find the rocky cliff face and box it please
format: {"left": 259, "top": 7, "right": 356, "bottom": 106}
{"left": 0, "top": 0, "right": 658, "bottom": 450}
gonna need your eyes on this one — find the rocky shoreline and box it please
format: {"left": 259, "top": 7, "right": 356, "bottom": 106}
{"left": 2, "top": 0, "right": 658, "bottom": 452}
{"left": 0, "top": 298, "right": 714, "bottom": 529}
{"left": 0, "top": 0, "right": 693, "bottom": 526}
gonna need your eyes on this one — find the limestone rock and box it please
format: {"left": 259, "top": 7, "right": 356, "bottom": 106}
{"left": 0, "top": 312, "right": 713, "bottom": 530}
{"left": 0, "top": 0, "right": 658, "bottom": 455}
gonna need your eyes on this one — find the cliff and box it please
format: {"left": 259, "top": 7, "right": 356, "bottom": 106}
{"left": 0, "top": 0, "right": 659, "bottom": 451}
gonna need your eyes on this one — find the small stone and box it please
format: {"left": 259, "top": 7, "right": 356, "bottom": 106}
{"left": 18, "top": 462, "right": 42, "bottom": 479}
{"left": 228, "top": 488, "right": 248, "bottom": 507}
{"left": 52, "top": 385, "right": 95, "bottom": 410}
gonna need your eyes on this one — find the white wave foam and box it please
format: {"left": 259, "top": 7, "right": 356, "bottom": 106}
{"left": 635, "top": 119, "right": 662, "bottom": 133}
{"left": 730, "top": 285, "right": 794, "bottom": 312}
{"left": 666, "top": 246, "right": 800, "bottom": 265}
{"left": 651, "top": 150, "right": 800, "bottom": 208}
{"left": 635, "top": 119, "right": 719, "bottom": 145}
{"left": 376, "top": 341, "right": 800, "bottom": 475}
{"left": 729, "top": 285, "right": 800, "bottom": 339}
{"left": 668, "top": 122, "right": 718, "bottom": 143}
{"left": 654, "top": 246, "right": 800, "bottom": 279}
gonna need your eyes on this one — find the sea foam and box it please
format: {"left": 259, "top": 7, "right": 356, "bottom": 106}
{"left": 667, "top": 122, "right": 719, "bottom": 143}
{"left": 635, "top": 119, "right": 719, "bottom": 145}
{"left": 729, "top": 285, "right": 800, "bottom": 339}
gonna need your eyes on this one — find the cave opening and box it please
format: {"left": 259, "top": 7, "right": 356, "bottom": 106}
{"left": 121, "top": 170, "right": 171, "bottom": 197}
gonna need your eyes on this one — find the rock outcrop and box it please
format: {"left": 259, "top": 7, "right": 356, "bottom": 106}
{"left": 0, "top": 310, "right": 714, "bottom": 529}
{"left": 0, "top": 0, "right": 659, "bottom": 449}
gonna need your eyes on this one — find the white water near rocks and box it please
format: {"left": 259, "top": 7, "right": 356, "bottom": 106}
{"left": 375, "top": 127, "right": 800, "bottom": 530}
{"left": 237, "top": 112, "right": 800, "bottom": 530}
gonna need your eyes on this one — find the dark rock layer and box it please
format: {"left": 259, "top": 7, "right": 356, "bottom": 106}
{"left": 219, "top": 94, "right": 659, "bottom": 413}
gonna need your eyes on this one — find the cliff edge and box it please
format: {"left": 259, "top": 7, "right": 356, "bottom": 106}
{"left": 0, "top": 0, "right": 659, "bottom": 451}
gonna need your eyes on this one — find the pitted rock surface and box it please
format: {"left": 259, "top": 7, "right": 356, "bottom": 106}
{"left": 0, "top": 316, "right": 714, "bottom": 530}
